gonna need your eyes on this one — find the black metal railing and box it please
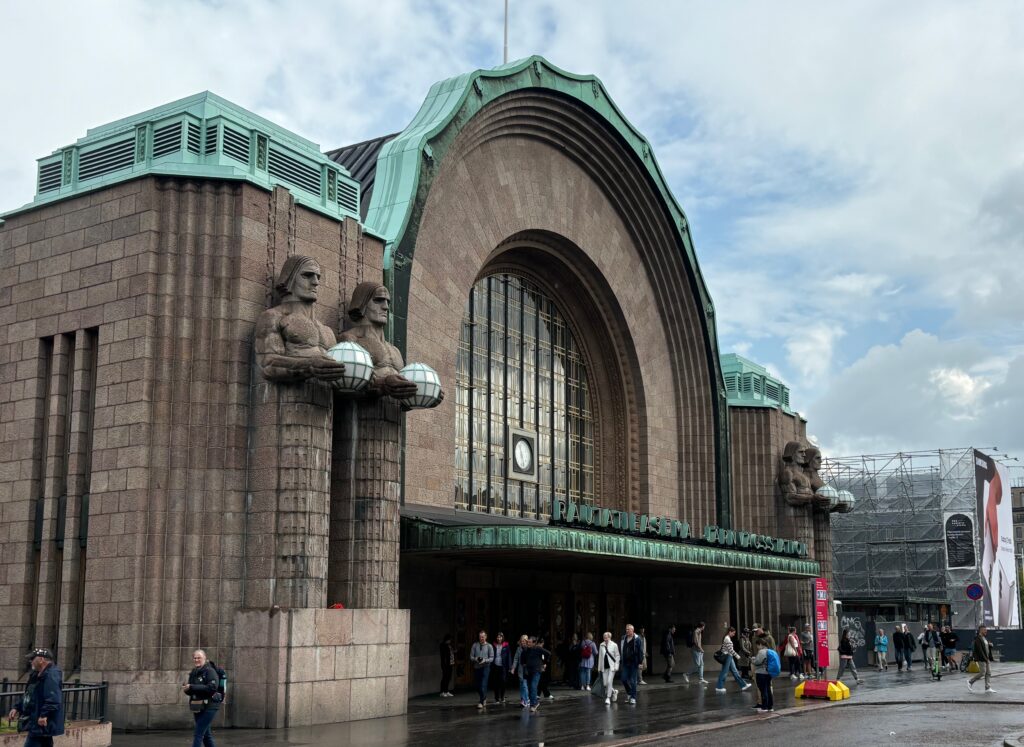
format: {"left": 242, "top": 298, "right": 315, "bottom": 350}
{"left": 0, "top": 678, "right": 107, "bottom": 724}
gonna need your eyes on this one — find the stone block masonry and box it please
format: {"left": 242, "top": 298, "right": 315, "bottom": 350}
{"left": 0, "top": 175, "right": 393, "bottom": 729}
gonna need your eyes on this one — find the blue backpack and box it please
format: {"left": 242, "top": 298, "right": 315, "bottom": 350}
{"left": 765, "top": 649, "right": 781, "bottom": 677}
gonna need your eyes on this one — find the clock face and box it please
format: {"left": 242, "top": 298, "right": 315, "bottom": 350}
{"left": 513, "top": 438, "right": 533, "bottom": 472}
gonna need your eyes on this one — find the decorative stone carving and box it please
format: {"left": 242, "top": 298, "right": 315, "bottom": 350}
{"left": 340, "top": 282, "right": 443, "bottom": 403}
{"left": 255, "top": 255, "right": 348, "bottom": 387}
{"left": 778, "top": 440, "right": 814, "bottom": 506}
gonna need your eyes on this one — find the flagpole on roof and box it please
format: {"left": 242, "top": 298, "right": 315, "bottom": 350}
{"left": 504, "top": 0, "right": 509, "bottom": 63}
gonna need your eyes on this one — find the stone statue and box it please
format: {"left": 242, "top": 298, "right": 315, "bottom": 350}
{"left": 804, "top": 446, "right": 825, "bottom": 492}
{"left": 255, "top": 255, "right": 347, "bottom": 386}
{"left": 778, "top": 440, "right": 813, "bottom": 506}
{"left": 340, "top": 281, "right": 444, "bottom": 404}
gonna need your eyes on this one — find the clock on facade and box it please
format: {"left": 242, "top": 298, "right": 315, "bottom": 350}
{"left": 508, "top": 427, "right": 539, "bottom": 482}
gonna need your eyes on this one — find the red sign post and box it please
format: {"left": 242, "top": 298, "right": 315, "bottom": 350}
{"left": 814, "top": 577, "right": 830, "bottom": 669}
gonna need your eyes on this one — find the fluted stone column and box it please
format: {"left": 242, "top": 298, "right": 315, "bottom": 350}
{"left": 329, "top": 397, "right": 402, "bottom": 609}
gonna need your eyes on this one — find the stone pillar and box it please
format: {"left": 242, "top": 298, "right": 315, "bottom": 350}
{"left": 329, "top": 397, "right": 402, "bottom": 609}
{"left": 812, "top": 507, "right": 838, "bottom": 669}
{"left": 246, "top": 378, "right": 333, "bottom": 609}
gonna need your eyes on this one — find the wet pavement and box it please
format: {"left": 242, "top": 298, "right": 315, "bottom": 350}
{"left": 112, "top": 664, "right": 1024, "bottom": 746}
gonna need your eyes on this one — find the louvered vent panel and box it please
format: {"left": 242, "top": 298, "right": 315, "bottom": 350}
{"left": 724, "top": 373, "right": 738, "bottom": 394}
{"left": 78, "top": 139, "right": 135, "bottom": 181}
{"left": 204, "top": 124, "right": 218, "bottom": 155}
{"left": 268, "top": 147, "right": 321, "bottom": 195}
{"left": 152, "top": 122, "right": 183, "bottom": 158}
{"left": 740, "top": 374, "right": 752, "bottom": 393}
{"left": 187, "top": 123, "right": 201, "bottom": 155}
{"left": 765, "top": 381, "right": 781, "bottom": 401}
{"left": 38, "top": 162, "right": 62, "bottom": 193}
{"left": 337, "top": 181, "right": 359, "bottom": 214}
{"left": 753, "top": 377, "right": 762, "bottom": 395}
{"left": 222, "top": 127, "right": 250, "bottom": 164}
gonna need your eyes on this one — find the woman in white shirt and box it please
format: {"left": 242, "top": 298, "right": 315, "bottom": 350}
{"left": 597, "top": 631, "right": 620, "bottom": 705}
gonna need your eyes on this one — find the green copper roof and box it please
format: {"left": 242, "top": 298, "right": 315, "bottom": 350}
{"left": 722, "top": 353, "right": 794, "bottom": 413}
{"left": 363, "top": 55, "right": 715, "bottom": 344}
{"left": 3, "top": 92, "right": 360, "bottom": 222}
{"left": 401, "top": 519, "right": 820, "bottom": 579}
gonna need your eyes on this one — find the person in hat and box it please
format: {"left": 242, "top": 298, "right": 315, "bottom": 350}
{"left": 6, "top": 648, "right": 64, "bottom": 747}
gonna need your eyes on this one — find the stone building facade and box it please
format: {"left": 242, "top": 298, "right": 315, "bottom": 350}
{"left": 0, "top": 58, "right": 833, "bottom": 728}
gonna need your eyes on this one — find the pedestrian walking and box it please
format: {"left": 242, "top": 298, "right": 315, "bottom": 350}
{"left": 903, "top": 623, "right": 917, "bottom": 670}
{"left": 920, "top": 623, "right": 941, "bottom": 673}
{"left": 784, "top": 626, "right": 803, "bottom": 679}
{"left": 800, "top": 623, "right": 816, "bottom": 678}
{"left": 892, "top": 625, "right": 907, "bottom": 671}
{"left": 7, "top": 648, "right": 64, "bottom": 747}
{"left": 836, "top": 628, "right": 863, "bottom": 684}
{"left": 439, "top": 634, "right": 455, "bottom": 697}
{"left": 182, "top": 649, "right": 223, "bottom": 747}
{"left": 683, "top": 621, "right": 707, "bottom": 684}
{"left": 940, "top": 626, "right": 959, "bottom": 672}
{"left": 967, "top": 625, "right": 996, "bottom": 693}
{"left": 491, "top": 632, "right": 511, "bottom": 704}
{"left": 597, "top": 631, "right": 621, "bottom": 705}
{"left": 619, "top": 624, "right": 644, "bottom": 704}
{"left": 522, "top": 637, "right": 552, "bottom": 713}
{"left": 714, "top": 626, "right": 751, "bottom": 693}
{"left": 537, "top": 637, "right": 554, "bottom": 699}
{"left": 637, "top": 626, "right": 648, "bottom": 685}
{"left": 566, "top": 634, "right": 581, "bottom": 689}
{"left": 470, "top": 630, "right": 494, "bottom": 709}
{"left": 661, "top": 625, "right": 677, "bottom": 682}
{"left": 873, "top": 627, "right": 889, "bottom": 671}
{"left": 751, "top": 639, "right": 780, "bottom": 713}
{"left": 578, "top": 632, "right": 596, "bottom": 690}
{"left": 511, "top": 635, "right": 530, "bottom": 707}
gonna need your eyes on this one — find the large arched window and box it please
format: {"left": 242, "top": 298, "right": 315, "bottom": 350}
{"left": 455, "top": 273, "right": 596, "bottom": 517}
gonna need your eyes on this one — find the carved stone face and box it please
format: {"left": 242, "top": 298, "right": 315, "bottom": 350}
{"left": 810, "top": 452, "right": 822, "bottom": 470}
{"left": 363, "top": 286, "right": 390, "bottom": 326}
{"left": 795, "top": 447, "right": 807, "bottom": 466}
{"left": 289, "top": 261, "right": 321, "bottom": 302}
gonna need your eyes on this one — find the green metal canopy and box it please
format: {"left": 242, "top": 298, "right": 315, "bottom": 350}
{"left": 402, "top": 519, "right": 821, "bottom": 580}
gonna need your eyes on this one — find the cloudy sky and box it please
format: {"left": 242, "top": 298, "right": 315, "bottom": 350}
{"left": 2, "top": 1, "right": 1022, "bottom": 470}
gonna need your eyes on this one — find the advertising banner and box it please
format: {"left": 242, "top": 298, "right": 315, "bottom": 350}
{"left": 975, "top": 450, "right": 1020, "bottom": 628}
{"left": 944, "top": 512, "right": 977, "bottom": 569}
{"left": 814, "top": 577, "right": 830, "bottom": 668}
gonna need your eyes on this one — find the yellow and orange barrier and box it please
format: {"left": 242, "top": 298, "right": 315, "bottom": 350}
{"left": 795, "top": 679, "right": 850, "bottom": 701}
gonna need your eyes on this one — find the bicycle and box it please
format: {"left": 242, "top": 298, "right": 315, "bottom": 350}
{"left": 959, "top": 652, "right": 973, "bottom": 673}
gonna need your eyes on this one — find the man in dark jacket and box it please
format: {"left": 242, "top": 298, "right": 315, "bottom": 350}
{"left": 661, "top": 625, "right": 677, "bottom": 682}
{"left": 521, "top": 637, "right": 552, "bottom": 712}
{"left": 7, "top": 648, "right": 64, "bottom": 747}
{"left": 184, "top": 649, "right": 222, "bottom": 747}
{"left": 892, "top": 626, "right": 907, "bottom": 672}
{"left": 619, "top": 624, "right": 643, "bottom": 704}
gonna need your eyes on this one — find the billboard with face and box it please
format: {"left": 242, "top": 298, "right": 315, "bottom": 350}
{"left": 975, "top": 450, "right": 1020, "bottom": 628}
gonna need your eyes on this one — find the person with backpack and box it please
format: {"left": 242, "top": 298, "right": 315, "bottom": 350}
{"left": 661, "top": 625, "right": 677, "bottom": 683}
{"left": 597, "top": 631, "right": 621, "bottom": 705}
{"left": 470, "top": 630, "right": 495, "bottom": 709}
{"left": 683, "top": 621, "right": 707, "bottom": 684}
{"left": 491, "top": 632, "right": 511, "bottom": 704}
{"left": 7, "top": 648, "right": 64, "bottom": 747}
{"left": 578, "top": 632, "right": 596, "bottom": 690}
{"left": 836, "top": 629, "right": 863, "bottom": 684}
{"left": 751, "top": 639, "right": 780, "bottom": 712}
{"left": 183, "top": 649, "right": 223, "bottom": 747}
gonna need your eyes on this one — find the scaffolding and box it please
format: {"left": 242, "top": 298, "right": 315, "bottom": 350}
{"left": 823, "top": 448, "right": 976, "bottom": 608}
